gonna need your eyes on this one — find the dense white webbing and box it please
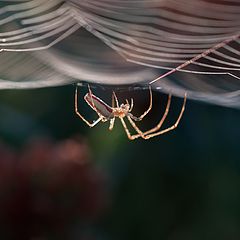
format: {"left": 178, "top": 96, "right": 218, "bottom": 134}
{"left": 0, "top": 0, "right": 239, "bottom": 107}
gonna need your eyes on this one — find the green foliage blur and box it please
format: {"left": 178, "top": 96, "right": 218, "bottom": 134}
{"left": 0, "top": 85, "right": 240, "bottom": 240}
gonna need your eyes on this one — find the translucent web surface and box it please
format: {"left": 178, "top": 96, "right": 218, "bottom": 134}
{"left": 0, "top": 0, "right": 239, "bottom": 107}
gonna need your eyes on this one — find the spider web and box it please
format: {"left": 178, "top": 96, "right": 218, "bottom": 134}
{"left": 0, "top": 0, "right": 239, "bottom": 107}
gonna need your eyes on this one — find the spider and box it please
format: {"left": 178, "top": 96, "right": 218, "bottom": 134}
{"left": 75, "top": 85, "right": 187, "bottom": 140}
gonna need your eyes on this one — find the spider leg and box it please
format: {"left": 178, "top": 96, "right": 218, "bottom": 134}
{"left": 123, "top": 91, "right": 165, "bottom": 139}
{"left": 126, "top": 116, "right": 147, "bottom": 139}
{"left": 131, "top": 93, "right": 187, "bottom": 140}
{"left": 87, "top": 84, "right": 104, "bottom": 118}
{"left": 87, "top": 84, "right": 92, "bottom": 93}
{"left": 119, "top": 117, "right": 137, "bottom": 141}
{"left": 75, "top": 86, "right": 102, "bottom": 127}
{"left": 109, "top": 118, "right": 115, "bottom": 131}
{"left": 142, "top": 94, "right": 187, "bottom": 139}
{"left": 112, "top": 91, "right": 120, "bottom": 107}
{"left": 112, "top": 92, "right": 115, "bottom": 108}
{"left": 131, "top": 86, "right": 152, "bottom": 121}
{"left": 87, "top": 84, "right": 95, "bottom": 109}
{"left": 126, "top": 93, "right": 186, "bottom": 140}
{"left": 125, "top": 98, "right": 134, "bottom": 112}
{"left": 108, "top": 92, "right": 118, "bottom": 130}
{"left": 132, "top": 93, "right": 172, "bottom": 139}
{"left": 129, "top": 98, "right": 134, "bottom": 112}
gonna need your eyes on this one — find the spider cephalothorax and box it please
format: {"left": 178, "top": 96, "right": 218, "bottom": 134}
{"left": 75, "top": 85, "right": 187, "bottom": 140}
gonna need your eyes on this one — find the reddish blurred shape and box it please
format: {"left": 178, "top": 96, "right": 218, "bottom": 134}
{"left": 0, "top": 137, "right": 105, "bottom": 240}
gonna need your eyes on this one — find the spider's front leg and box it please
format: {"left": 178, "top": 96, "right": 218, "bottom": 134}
{"left": 130, "top": 86, "right": 153, "bottom": 121}
{"left": 127, "top": 94, "right": 172, "bottom": 139}
{"left": 140, "top": 94, "right": 187, "bottom": 139}
{"left": 112, "top": 91, "right": 120, "bottom": 108}
{"left": 128, "top": 93, "right": 187, "bottom": 140}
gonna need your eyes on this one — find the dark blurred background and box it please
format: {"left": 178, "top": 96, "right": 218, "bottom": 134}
{"left": 0, "top": 85, "right": 239, "bottom": 240}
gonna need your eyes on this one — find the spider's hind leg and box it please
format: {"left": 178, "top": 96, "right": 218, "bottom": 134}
{"left": 125, "top": 93, "right": 186, "bottom": 140}
{"left": 75, "top": 85, "right": 102, "bottom": 127}
{"left": 130, "top": 93, "right": 187, "bottom": 139}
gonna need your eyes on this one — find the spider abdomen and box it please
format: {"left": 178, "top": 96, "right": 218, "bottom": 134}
{"left": 84, "top": 93, "right": 114, "bottom": 119}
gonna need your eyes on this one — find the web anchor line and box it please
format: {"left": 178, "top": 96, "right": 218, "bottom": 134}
{"left": 150, "top": 34, "right": 240, "bottom": 85}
